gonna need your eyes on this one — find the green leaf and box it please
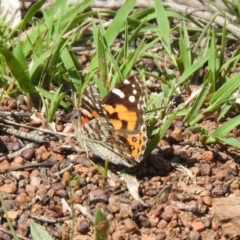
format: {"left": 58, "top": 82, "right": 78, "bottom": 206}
{"left": 210, "top": 115, "right": 240, "bottom": 138}
{"left": 90, "top": 0, "right": 136, "bottom": 70}
{"left": 186, "top": 82, "right": 212, "bottom": 125}
{"left": 145, "top": 108, "right": 178, "bottom": 155}
{"left": 153, "top": 0, "right": 170, "bottom": 49}
{"left": 20, "top": 0, "right": 46, "bottom": 31}
{"left": 61, "top": 48, "right": 83, "bottom": 92}
{"left": 0, "top": 45, "right": 34, "bottom": 93}
{"left": 97, "top": 28, "right": 108, "bottom": 88}
{"left": 218, "top": 137, "right": 240, "bottom": 148}
{"left": 30, "top": 222, "right": 54, "bottom": 240}
{"left": 177, "top": 55, "right": 209, "bottom": 86}
{"left": 205, "top": 73, "right": 240, "bottom": 113}
{"left": 94, "top": 208, "right": 110, "bottom": 240}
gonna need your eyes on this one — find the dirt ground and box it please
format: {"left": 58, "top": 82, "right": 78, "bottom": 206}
{"left": 0, "top": 93, "right": 240, "bottom": 240}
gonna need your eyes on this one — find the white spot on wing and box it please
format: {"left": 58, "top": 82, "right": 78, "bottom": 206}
{"left": 123, "top": 79, "right": 130, "bottom": 84}
{"left": 129, "top": 96, "right": 135, "bottom": 102}
{"left": 133, "top": 89, "right": 137, "bottom": 94}
{"left": 112, "top": 88, "right": 125, "bottom": 98}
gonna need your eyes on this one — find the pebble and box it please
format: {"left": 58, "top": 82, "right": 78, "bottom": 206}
{"left": 169, "top": 219, "right": 178, "bottom": 228}
{"left": 211, "top": 218, "right": 220, "bottom": 230}
{"left": 211, "top": 188, "right": 224, "bottom": 196}
{"left": 15, "top": 192, "right": 30, "bottom": 205}
{"left": 191, "top": 221, "right": 205, "bottom": 232}
{"left": 139, "top": 215, "right": 151, "bottom": 227}
{"left": 131, "top": 200, "right": 145, "bottom": 214}
{"left": 0, "top": 160, "right": 10, "bottom": 173}
{"left": 77, "top": 222, "right": 89, "bottom": 234}
{"left": 202, "top": 196, "right": 212, "bottom": 206}
{"left": 5, "top": 209, "right": 23, "bottom": 220}
{"left": 156, "top": 231, "right": 167, "bottom": 240}
{"left": 201, "top": 163, "right": 212, "bottom": 176}
{"left": 25, "top": 184, "right": 37, "bottom": 197}
{"left": 0, "top": 182, "right": 17, "bottom": 193}
{"left": 106, "top": 202, "right": 120, "bottom": 214}
{"left": 201, "top": 216, "right": 212, "bottom": 228}
{"left": 202, "top": 151, "right": 215, "bottom": 162}
{"left": 56, "top": 189, "right": 68, "bottom": 198}
{"left": 89, "top": 189, "right": 108, "bottom": 204}
{"left": 21, "top": 148, "right": 35, "bottom": 160}
{"left": 7, "top": 141, "right": 21, "bottom": 151}
{"left": 215, "top": 169, "right": 230, "bottom": 181}
{"left": 157, "top": 219, "right": 168, "bottom": 229}
{"left": 123, "top": 218, "right": 136, "bottom": 233}
{"left": 153, "top": 205, "right": 164, "bottom": 218}
{"left": 230, "top": 180, "right": 240, "bottom": 191}
{"left": 179, "top": 150, "right": 189, "bottom": 160}
{"left": 51, "top": 182, "right": 65, "bottom": 191}
{"left": 160, "top": 206, "right": 176, "bottom": 222}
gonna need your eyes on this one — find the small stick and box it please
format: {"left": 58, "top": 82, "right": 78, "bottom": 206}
{"left": 0, "top": 226, "right": 30, "bottom": 240}
{"left": 0, "top": 118, "right": 73, "bottom": 138}
{"left": 0, "top": 112, "right": 31, "bottom": 117}
{"left": 0, "top": 143, "right": 36, "bottom": 162}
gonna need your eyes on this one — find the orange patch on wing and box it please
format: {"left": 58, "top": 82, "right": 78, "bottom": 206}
{"left": 81, "top": 110, "right": 101, "bottom": 124}
{"left": 121, "top": 131, "right": 146, "bottom": 158}
{"left": 103, "top": 104, "right": 138, "bottom": 131}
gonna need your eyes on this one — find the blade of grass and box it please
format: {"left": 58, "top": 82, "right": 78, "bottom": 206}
{"left": 97, "top": 28, "right": 108, "bottom": 88}
{"left": 207, "top": 73, "right": 240, "bottom": 112}
{"left": 30, "top": 222, "right": 54, "bottom": 240}
{"left": 0, "top": 45, "right": 34, "bottom": 93}
{"left": 90, "top": 0, "right": 137, "bottom": 70}
{"left": 145, "top": 108, "right": 178, "bottom": 155}
{"left": 20, "top": 0, "right": 46, "bottom": 31}
{"left": 217, "top": 137, "right": 240, "bottom": 148}
{"left": 0, "top": 198, "right": 19, "bottom": 240}
{"left": 210, "top": 115, "right": 240, "bottom": 138}
{"left": 94, "top": 208, "right": 110, "bottom": 240}
{"left": 61, "top": 48, "right": 83, "bottom": 92}
{"left": 185, "top": 81, "right": 211, "bottom": 124}
{"left": 154, "top": 0, "right": 171, "bottom": 49}
{"left": 176, "top": 54, "right": 209, "bottom": 86}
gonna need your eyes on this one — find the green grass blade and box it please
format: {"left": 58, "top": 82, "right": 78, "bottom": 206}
{"left": 13, "top": 42, "right": 28, "bottom": 71}
{"left": 20, "top": 0, "right": 46, "bottom": 31}
{"left": 94, "top": 208, "right": 110, "bottom": 240}
{"left": 116, "top": 17, "right": 146, "bottom": 64}
{"left": 0, "top": 45, "right": 34, "bottom": 93}
{"left": 0, "top": 198, "right": 20, "bottom": 240}
{"left": 185, "top": 81, "right": 211, "bottom": 124}
{"left": 61, "top": 48, "right": 83, "bottom": 92}
{"left": 177, "top": 55, "right": 209, "bottom": 86}
{"left": 208, "top": 29, "right": 216, "bottom": 91}
{"left": 47, "top": 87, "right": 64, "bottom": 122}
{"left": 90, "top": 0, "right": 136, "bottom": 70}
{"left": 103, "top": 0, "right": 136, "bottom": 46}
{"left": 210, "top": 115, "right": 240, "bottom": 138}
{"left": 97, "top": 28, "right": 108, "bottom": 88}
{"left": 145, "top": 108, "right": 178, "bottom": 155}
{"left": 217, "top": 137, "right": 240, "bottom": 148}
{"left": 154, "top": 0, "right": 171, "bottom": 49}
{"left": 30, "top": 222, "right": 54, "bottom": 240}
{"left": 209, "top": 73, "right": 240, "bottom": 108}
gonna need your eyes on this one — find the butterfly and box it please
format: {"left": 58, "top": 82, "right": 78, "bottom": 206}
{"left": 72, "top": 75, "right": 147, "bottom": 167}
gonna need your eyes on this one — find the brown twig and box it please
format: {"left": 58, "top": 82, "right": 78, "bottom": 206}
{"left": 0, "top": 143, "right": 36, "bottom": 162}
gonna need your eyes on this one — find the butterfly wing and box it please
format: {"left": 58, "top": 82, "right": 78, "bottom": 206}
{"left": 102, "top": 75, "right": 148, "bottom": 160}
{"left": 74, "top": 117, "right": 136, "bottom": 167}
{"left": 73, "top": 75, "right": 147, "bottom": 166}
